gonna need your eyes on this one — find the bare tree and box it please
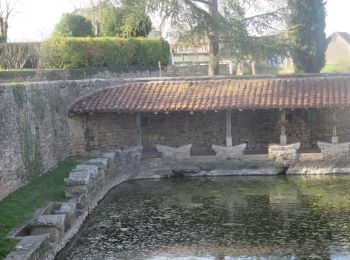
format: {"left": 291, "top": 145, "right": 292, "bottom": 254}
{"left": 0, "top": 0, "right": 22, "bottom": 42}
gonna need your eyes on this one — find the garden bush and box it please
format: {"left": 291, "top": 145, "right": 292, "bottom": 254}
{"left": 39, "top": 37, "right": 170, "bottom": 69}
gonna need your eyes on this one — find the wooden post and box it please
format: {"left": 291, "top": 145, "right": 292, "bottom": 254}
{"left": 226, "top": 110, "right": 232, "bottom": 147}
{"left": 136, "top": 113, "right": 142, "bottom": 147}
{"left": 280, "top": 109, "right": 287, "bottom": 145}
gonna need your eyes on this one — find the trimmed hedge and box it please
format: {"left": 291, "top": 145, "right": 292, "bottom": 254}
{"left": 39, "top": 37, "right": 170, "bottom": 69}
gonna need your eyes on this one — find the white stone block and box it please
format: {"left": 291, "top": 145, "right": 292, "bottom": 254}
{"left": 268, "top": 143, "right": 300, "bottom": 167}
{"left": 212, "top": 144, "right": 247, "bottom": 159}
{"left": 317, "top": 141, "right": 350, "bottom": 161}
{"left": 156, "top": 144, "right": 192, "bottom": 159}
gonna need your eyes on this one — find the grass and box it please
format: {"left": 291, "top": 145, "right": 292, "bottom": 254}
{"left": 0, "top": 156, "right": 86, "bottom": 259}
{"left": 321, "top": 63, "right": 350, "bottom": 73}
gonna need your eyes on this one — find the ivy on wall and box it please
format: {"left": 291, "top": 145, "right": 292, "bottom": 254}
{"left": 11, "top": 84, "right": 44, "bottom": 181}
{"left": 31, "top": 88, "right": 45, "bottom": 121}
{"left": 48, "top": 88, "right": 63, "bottom": 161}
{"left": 10, "top": 83, "right": 25, "bottom": 109}
{"left": 19, "top": 118, "right": 43, "bottom": 180}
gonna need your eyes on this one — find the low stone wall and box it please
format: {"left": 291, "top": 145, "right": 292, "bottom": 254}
{"left": 0, "top": 64, "right": 231, "bottom": 83}
{"left": 5, "top": 146, "right": 143, "bottom": 260}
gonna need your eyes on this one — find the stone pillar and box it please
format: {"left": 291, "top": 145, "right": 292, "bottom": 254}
{"left": 229, "top": 61, "right": 234, "bottom": 75}
{"left": 332, "top": 125, "right": 338, "bottom": 144}
{"left": 332, "top": 111, "right": 338, "bottom": 144}
{"left": 226, "top": 110, "right": 232, "bottom": 147}
{"left": 136, "top": 113, "right": 142, "bottom": 146}
{"left": 280, "top": 110, "right": 287, "bottom": 145}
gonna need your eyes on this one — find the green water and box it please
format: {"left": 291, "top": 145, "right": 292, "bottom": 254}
{"left": 57, "top": 175, "right": 350, "bottom": 259}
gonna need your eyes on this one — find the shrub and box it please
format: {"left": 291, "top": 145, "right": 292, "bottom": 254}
{"left": 53, "top": 13, "right": 94, "bottom": 37}
{"left": 39, "top": 37, "right": 170, "bottom": 69}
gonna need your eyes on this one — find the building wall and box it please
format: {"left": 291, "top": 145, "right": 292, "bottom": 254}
{"left": 70, "top": 108, "right": 349, "bottom": 155}
{"left": 326, "top": 34, "right": 350, "bottom": 65}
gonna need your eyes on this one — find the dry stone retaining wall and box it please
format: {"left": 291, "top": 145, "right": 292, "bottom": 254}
{"left": 0, "top": 78, "right": 127, "bottom": 200}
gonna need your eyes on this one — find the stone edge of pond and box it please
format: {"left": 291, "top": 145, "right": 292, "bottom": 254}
{"left": 5, "top": 146, "right": 143, "bottom": 260}
{"left": 5, "top": 145, "right": 350, "bottom": 260}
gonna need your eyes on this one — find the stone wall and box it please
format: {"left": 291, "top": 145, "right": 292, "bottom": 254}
{"left": 70, "top": 108, "right": 349, "bottom": 155}
{"left": 0, "top": 79, "right": 126, "bottom": 200}
{"left": 0, "top": 64, "right": 231, "bottom": 83}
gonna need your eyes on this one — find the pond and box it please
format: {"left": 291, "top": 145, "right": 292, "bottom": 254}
{"left": 57, "top": 175, "right": 350, "bottom": 260}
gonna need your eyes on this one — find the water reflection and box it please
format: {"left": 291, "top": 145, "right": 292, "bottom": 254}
{"left": 57, "top": 175, "right": 350, "bottom": 260}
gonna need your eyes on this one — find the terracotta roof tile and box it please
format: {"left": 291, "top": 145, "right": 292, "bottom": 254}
{"left": 70, "top": 76, "right": 350, "bottom": 115}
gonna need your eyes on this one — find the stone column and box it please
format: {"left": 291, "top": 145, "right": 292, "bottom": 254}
{"left": 332, "top": 126, "right": 338, "bottom": 144}
{"left": 136, "top": 113, "right": 142, "bottom": 146}
{"left": 226, "top": 110, "right": 232, "bottom": 147}
{"left": 280, "top": 109, "right": 287, "bottom": 145}
{"left": 332, "top": 110, "right": 338, "bottom": 144}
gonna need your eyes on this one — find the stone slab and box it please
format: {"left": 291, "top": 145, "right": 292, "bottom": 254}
{"left": 64, "top": 171, "right": 91, "bottom": 186}
{"left": 5, "top": 234, "right": 49, "bottom": 260}
{"left": 30, "top": 215, "right": 66, "bottom": 241}
{"left": 74, "top": 165, "right": 99, "bottom": 178}
{"left": 85, "top": 158, "right": 108, "bottom": 169}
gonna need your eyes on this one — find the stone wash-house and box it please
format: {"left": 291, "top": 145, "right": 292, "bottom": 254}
{"left": 326, "top": 32, "right": 350, "bottom": 65}
{"left": 68, "top": 75, "right": 350, "bottom": 157}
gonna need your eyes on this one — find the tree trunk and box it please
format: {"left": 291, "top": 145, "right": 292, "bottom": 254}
{"left": 0, "top": 17, "right": 8, "bottom": 42}
{"left": 208, "top": 0, "right": 219, "bottom": 76}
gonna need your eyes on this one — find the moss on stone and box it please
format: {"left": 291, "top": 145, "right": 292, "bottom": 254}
{"left": 10, "top": 83, "right": 25, "bottom": 109}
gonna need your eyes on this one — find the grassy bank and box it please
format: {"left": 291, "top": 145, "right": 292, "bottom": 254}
{"left": 0, "top": 157, "right": 86, "bottom": 259}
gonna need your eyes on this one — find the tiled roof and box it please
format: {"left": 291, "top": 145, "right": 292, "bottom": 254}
{"left": 69, "top": 76, "right": 350, "bottom": 114}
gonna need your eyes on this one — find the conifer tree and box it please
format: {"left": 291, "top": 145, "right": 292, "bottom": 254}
{"left": 288, "top": 0, "right": 327, "bottom": 73}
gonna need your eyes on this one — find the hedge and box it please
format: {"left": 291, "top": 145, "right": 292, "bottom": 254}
{"left": 0, "top": 42, "right": 40, "bottom": 69}
{"left": 39, "top": 37, "right": 171, "bottom": 69}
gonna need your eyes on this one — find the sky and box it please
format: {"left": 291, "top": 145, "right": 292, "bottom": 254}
{"left": 4, "top": 0, "right": 350, "bottom": 42}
